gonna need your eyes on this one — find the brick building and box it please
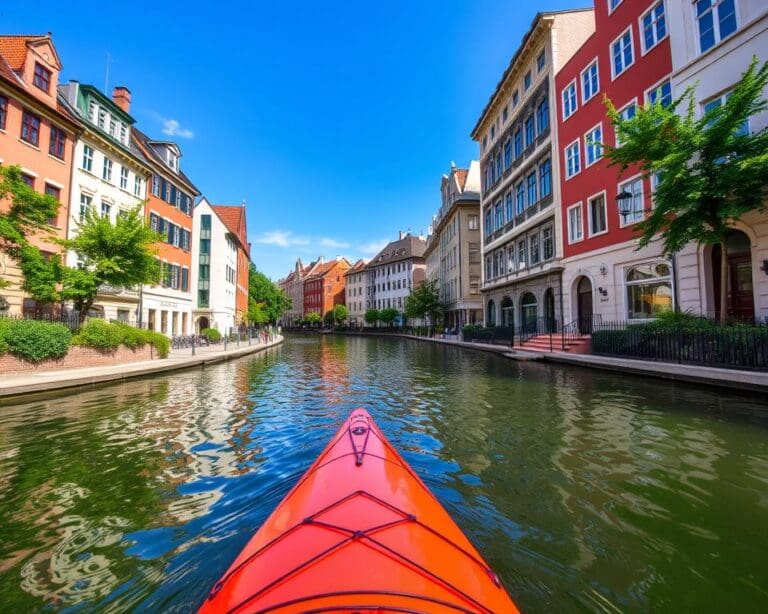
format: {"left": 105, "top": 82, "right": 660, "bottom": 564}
{"left": 303, "top": 257, "right": 350, "bottom": 317}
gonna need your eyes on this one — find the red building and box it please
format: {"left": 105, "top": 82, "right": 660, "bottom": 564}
{"left": 556, "top": 0, "right": 673, "bottom": 324}
{"left": 303, "top": 258, "right": 350, "bottom": 317}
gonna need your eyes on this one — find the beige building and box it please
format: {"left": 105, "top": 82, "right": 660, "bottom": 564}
{"left": 470, "top": 10, "right": 594, "bottom": 329}
{"left": 424, "top": 161, "right": 483, "bottom": 329}
{"left": 278, "top": 257, "right": 321, "bottom": 326}
{"left": 344, "top": 259, "right": 367, "bottom": 327}
{"left": 668, "top": 0, "right": 768, "bottom": 322}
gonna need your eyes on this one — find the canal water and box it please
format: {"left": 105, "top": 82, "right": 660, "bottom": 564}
{"left": 1, "top": 334, "right": 767, "bottom": 612}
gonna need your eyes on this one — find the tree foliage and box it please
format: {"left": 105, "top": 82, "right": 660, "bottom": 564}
{"left": 246, "top": 300, "right": 269, "bottom": 325}
{"left": 403, "top": 279, "right": 443, "bottom": 324}
{"left": 379, "top": 307, "right": 399, "bottom": 326}
{"left": 364, "top": 308, "right": 380, "bottom": 325}
{"left": 304, "top": 311, "right": 322, "bottom": 326}
{"left": 332, "top": 304, "right": 348, "bottom": 326}
{"left": 61, "top": 206, "right": 161, "bottom": 318}
{"left": 248, "top": 265, "right": 291, "bottom": 323}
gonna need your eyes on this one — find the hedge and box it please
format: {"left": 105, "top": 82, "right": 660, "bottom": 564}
{"left": 201, "top": 327, "right": 221, "bottom": 342}
{"left": 73, "top": 319, "right": 170, "bottom": 358}
{"left": 0, "top": 319, "right": 72, "bottom": 363}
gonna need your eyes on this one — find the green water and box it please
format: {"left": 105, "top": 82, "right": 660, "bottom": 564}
{"left": 0, "top": 334, "right": 767, "bottom": 612}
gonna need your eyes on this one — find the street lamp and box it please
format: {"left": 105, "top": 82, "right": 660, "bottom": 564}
{"left": 616, "top": 189, "right": 634, "bottom": 220}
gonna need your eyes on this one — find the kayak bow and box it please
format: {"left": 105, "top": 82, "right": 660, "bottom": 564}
{"left": 200, "top": 409, "right": 519, "bottom": 613}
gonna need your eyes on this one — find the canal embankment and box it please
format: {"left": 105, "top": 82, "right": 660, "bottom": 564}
{"left": 0, "top": 334, "right": 284, "bottom": 400}
{"left": 328, "top": 331, "right": 768, "bottom": 393}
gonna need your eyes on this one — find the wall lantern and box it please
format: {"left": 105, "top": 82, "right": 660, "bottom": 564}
{"left": 598, "top": 287, "right": 608, "bottom": 297}
{"left": 616, "top": 189, "right": 634, "bottom": 218}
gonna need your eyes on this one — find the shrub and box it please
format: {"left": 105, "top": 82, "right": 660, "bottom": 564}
{"left": 201, "top": 328, "right": 221, "bottom": 342}
{"left": 143, "top": 329, "right": 170, "bottom": 358}
{"left": 0, "top": 319, "right": 71, "bottom": 362}
{"left": 72, "top": 319, "right": 123, "bottom": 350}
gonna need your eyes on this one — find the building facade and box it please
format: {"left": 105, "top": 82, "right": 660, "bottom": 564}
{"left": 210, "top": 204, "right": 250, "bottom": 326}
{"left": 58, "top": 82, "right": 153, "bottom": 323}
{"left": 424, "top": 162, "right": 483, "bottom": 329}
{"left": 471, "top": 10, "right": 595, "bottom": 331}
{"left": 344, "top": 258, "right": 368, "bottom": 326}
{"left": 191, "top": 198, "right": 237, "bottom": 334}
{"left": 303, "top": 257, "right": 350, "bottom": 317}
{"left": 132, "top": 127, "right": 199, "bottom": 335}
{"left": 365, "top": 233, "right": 427, "bottom": 324}
{"left": 668, "top": 0, "right": 768, "bottom": 322}
{"left": 0, "top": 34, "right": 79, "bottom": 316}
{"left": 556, "top": 0, "right": 673, "bottom": 326}
{"left": 278, "top": 257, "right": 321, "bottom": 326}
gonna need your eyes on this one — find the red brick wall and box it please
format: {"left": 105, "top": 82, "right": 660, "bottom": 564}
{"left": 0, "top": 344, "right": 156, "bottom": 374}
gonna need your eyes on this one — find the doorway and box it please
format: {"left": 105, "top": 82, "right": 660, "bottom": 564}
{"left": 544, "top": 288, "right": 556, "bottom": 332}
{"left": 711, "top": 230, "right": 755, "bottom": 322}
{"left": 521, "top": 292, "right": 537, "bottom": 333}
{"left": 576, "top": 276, "right": 593, "bottom": 333}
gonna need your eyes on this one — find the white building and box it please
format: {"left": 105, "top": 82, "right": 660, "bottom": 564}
{"left": 191, "top": 197, "right": 237, "bottom": 334}
{"left": 344, "top": 259, "right": 368, "bottom": 326}
{"left": 58, "top": 82, "right": 151, "bottom": 322}
{"left": 365, "top": 233, "right": 427, "bottom": 324}
{"left": 668, "top": 0, "right": 768, "bottom": 322}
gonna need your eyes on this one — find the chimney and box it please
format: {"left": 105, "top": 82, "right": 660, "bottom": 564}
{"left": 112, "top": 86, "right": 131, "bottom": 113}
{"left": 399, "top": 231, "right": 406, "bottom": 240}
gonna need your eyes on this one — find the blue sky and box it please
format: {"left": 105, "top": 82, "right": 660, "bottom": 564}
{"left": 3, "top": 1, "right": 580, "bottom": 279}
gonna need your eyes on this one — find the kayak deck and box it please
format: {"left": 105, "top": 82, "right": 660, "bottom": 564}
{"left": 200, "top": 409, "right": 519, "bottom": 613}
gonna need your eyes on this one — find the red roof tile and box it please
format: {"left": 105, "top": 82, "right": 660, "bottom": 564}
{"left": 211, "top": 204, "right": 249, "bottom": 254}
{"left": 0, "top": 35, "right": 47, "bottom": 71}
{"left": 454, "top": 169, "right": 468, "bottom": 191}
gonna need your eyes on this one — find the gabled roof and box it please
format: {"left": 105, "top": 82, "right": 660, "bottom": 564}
{"left": 305, "top": 258, "right": 351, "bottom": 281}
{"left": 344, "top": 258, "right": 368, "bottom": 276}
{"left": 0, "top": 34, "right": 60, "bottom": 71}
{"left": 365, "top": 235, "right": 426, "bottom": 270}
{"left": 131, "top": 126, "right": 200, "bottom": 195}
{"left": 211, "top": 204, "right": 249, "bottom": 256}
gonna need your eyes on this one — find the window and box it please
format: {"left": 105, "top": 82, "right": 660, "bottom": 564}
{"left": 102, "top": 158, "right": 113, "bottom": 182}
{"left": 484, "top": 210, "right": 492, "bottom": 236}
{"left": 536, "top": 97, "right": 549, "bottom": 132}
{"left": 609, "top": 0, "right": 623, "bottom": 11}
{"left": 626, "top": 262, "right": 673, "bottom": 319}
{"left": 513, "top": 128, "right": 522, "bottom": 158}
{"left": 502, "top": 106, "right": 508, "bottom": 123}
{"left": 696, "top": 0, "right": 737, "bottom": 53}
{"left": 612, "top": 29, "right": 634, "bottom": 77}
{"left": 619, "top": 177, "right": 644, "bottom": 224}
{"left": 491, "top": 125, "right": 496, "bottom": 140}
{"left": 152, "top": 175, "right": 160, "bottom": 197}
{"left": 512, "top": 90, "right": 519, "bottom": 107}
{"left": 642, "top": 1, "right": 667, "bottom": 52}
{"left": 119, "top": 124, "right": 127, "bottom": 144}
{"left": 647, "top": 80, "right": 672, "bottom": 107}
{"left": 120, "top": 167, "right": 129, "bottom": 189}
{"left": 505, "top": 192, "right": 514, "bottom": 223}
{"left": 562, "top": 81, "right": 577, "bottom": 119}
{"left": 0, "top": 95, "right": 7, "bottom": 129}
{"left": 482, "top": 136, "right": 487, "bottom": 152}
{"left": 503, "top": 139, "right": 512, "bottom": 168}
{"left": 44, "top": 184, "right": 60, "bottom": 225}
{"left": 134, "top": 176, "right": 143, "bottom": 197}
{"left": 529, "top": 232, "right": 540, "bottom": 265}
{"left": 537, "top": 49, "right": 546, "bottom": 72}
{"left": 21, "top": 173, "right": 34, "bottom": 188}
{"left": 703, "top": 92, "right": 748, "bottom": 136}
{"left": 49, "top": 125, "right": 66, "bottom": 159}
{"left": 109, "top": 117, "right": 116, "bottom": 137}
{"left": 21, "top": 111, "right": 41, "bottom": 146}
{"left": 494, "top": 201, "right": 504, "bottom": 230}
{"left": 568, "top": 204, "right": 584, "bottom": 243}
{"left": 100, "top": 200, "right": 111, "bottom": 218}
{"left": 517, "top": 239, "right": 527, "bottom": 269}
{"left": 33, "top": 63, "right": 51, "bottom": 92}
{"left": 526, "top": 171, "right": 537, "bottom": 206}
{"left": 97, "top": 107, "right": 106, "bottom": 130}
{"left": 581, "top": 61, "right": 599, "bottom": 102}
{"left": 539, "top": 158, "right": 552, "bottom": 197}
{"left": 79, "top": 194, "right": 92, "bottom": 220}
{"left": 524, "top": 115, "right": 535, "bottom": 148}
{"left": 542, "top": 225, "right": 554, "bottom": 260}
{"left": 516, "top": 182, "right": 525, "bottom": 215}
{"left": 524, "top": 71, "right": 532, "bottom": 91}
{"left": 82, "top": 145, "right": 94, "bottom": 172}
{"left": 588, "top": 194, "right": 607, "bottom": 236}
{"left": 149, "top": 213, "right": 159, "bottom": 232}
{"left": 565, "top": 141, "right": 580, "bottom": 178}
{"left": 585, "top": 125, "right": 603, "bottom": 166}
{"left": 615, "top": 102, "right": 637, "bottom": 146}
{"left": 495, "top": 153, "right": 502, "bottom": 179}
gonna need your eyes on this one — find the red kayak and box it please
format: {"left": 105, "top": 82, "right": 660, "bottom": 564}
{"left": 200, "top": 409, "right": 519, "bottom": 613}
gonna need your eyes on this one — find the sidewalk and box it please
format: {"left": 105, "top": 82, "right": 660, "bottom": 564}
{"left": 338, "top": 332, "right": 768, "bottom": 393}
{"left": 0, "top": 335, "right": 284, "bottom": 400}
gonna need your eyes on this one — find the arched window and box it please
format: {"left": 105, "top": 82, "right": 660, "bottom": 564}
{"left": 501, "top": 296, "right": 514, "bottom": 327}
{"left": 521, "top": 292, "right": 537, "bottom": 332}
{"left": 625, "top": 262, "right": 672, "bottom": 319}
{"left": 487, "top": 300, "right": 496, "bottom": 326}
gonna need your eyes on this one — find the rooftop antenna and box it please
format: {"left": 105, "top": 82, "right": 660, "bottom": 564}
{"left": 104, "top": 50, "right": 112, "bottom": 93}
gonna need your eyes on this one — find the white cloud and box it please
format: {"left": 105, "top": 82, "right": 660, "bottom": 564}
{"left": 356, "top": 239, "right": 388, "bottom": 256}
{"left": 253, "top": 230, "right": 310, "bottom": 248}
{"left": 161, "top": 119, "right": 194, "bottom": 139}
{"left": 320, "top": 237, "right": 350, "bottom": 249}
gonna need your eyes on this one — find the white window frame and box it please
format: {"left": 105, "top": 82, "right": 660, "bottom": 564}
{"left": 562, "top": 79, "right": 578, "bottom": 120}
{"left": 567, "top": 202, "right": 584, "bottom": 244}
{"left": 584, "top": 122, "right": 603, "bottom": 168}
{"left": 614, "top": 98, "right": 638, "bottom": 147}
{"left": 120, "top": 166, "right": 129, "bottom": 190}
{"left": 611, "top": 27, "right": 635, "bottom": 80}
{"left": 640, "top": 0, "right": 668, "bottom": 55}
{"left": 537, "top": 49, "right": 546, "bottom": 73}
{"left": 694, "top": 0, "right": 740, "bottom": 55}
{"left": 581, "top": 59, "right": 600, "bottom": 103}
{"left": 587, "top": 190, "right": 609, "bottom": 237}
{"left": 618, "top": 173, "right": 645, "bottom": 228}
{"left": 565, "top": 139, "right": 581, "bottom": 180}
{"left": 624, "top": 261, "right": 674, "bottom": 320}
{"left": 645, "top": 77, "right": 672, "bottom": 106}
{"left": 608, "top": 0, "right": 624, "bottom": 14}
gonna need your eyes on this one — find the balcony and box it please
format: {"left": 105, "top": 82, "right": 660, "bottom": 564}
{"left": 98, "top": 284, "right": 140, "bottom": 299}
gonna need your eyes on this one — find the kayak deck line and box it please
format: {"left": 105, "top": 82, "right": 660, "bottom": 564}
{"left": 200, "top": 409, "right": 520, "bottom": 613}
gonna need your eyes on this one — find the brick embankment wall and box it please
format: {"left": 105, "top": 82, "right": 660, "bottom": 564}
{"left": 0, "top": 344, "right": 156, "bottom": 374}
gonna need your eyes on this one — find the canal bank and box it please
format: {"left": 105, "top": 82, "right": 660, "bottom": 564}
{"left": 0, "top": 335, "right": 284, "bottom": 400}
{"left": 330, "top": 331, "right": 768, "bottom": 393}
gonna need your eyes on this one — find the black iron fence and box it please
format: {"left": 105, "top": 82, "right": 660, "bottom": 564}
{"left": 0, "top": 312, "right": 82, "bottom": 331}
{"left": 592, "top": 320, "right": 768, "bottom": 370}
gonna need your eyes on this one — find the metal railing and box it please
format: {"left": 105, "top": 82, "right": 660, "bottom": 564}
{"left": 0, "top": 312, "right": 82, "bottom": 331}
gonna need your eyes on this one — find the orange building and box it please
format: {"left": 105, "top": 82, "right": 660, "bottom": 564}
{"left": 303, "top": 257, "right": 350, "bottom": 317}
{"left": 211, "top": 204, "right": 250, "bottom": 325}
{"left": 0, "top": 34, "right": 80, "bottom": 316}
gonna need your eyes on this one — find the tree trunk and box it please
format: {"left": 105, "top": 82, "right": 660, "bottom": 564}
{"left": 78, "top": 297, "right": 95, "bottom": 323}
{"left": 719, "top": 240, "right": 728, "bottom": 325}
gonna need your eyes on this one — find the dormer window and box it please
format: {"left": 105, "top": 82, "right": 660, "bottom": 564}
{"left": 97, "top": 108, "right": 106, "bottom": 130}
{"left": 33, "top": 63, "right": 51, "bottom": 93}
{"left": 167, "top": 151, "right": 178, "bottom": 171}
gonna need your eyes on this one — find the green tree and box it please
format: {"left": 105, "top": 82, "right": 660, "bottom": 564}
{"left": 604, "top": 57, "right": 768, "bottom": 323}
{"left": 61, "top": 206, "right": 161, "bottom": 319}
{"left": 0, "top": 165, "right": 61, "bottom": 301}
{"left": 246, "top": 300, "right": 269, "bottom": 325}
{"left": 304, "top": 311, "right": 322, "bottom": 327}
{"left": 248, "top": 265, "right": 291, "bottom": 323}
{"left": 333, "top": 304, "right": 348, "bottom": 327}
{"left": 404, "top": 279, "right": 443, "bottom": 325}
{"left": 379, "top": 307, "right": 399, "bottom": 327}
{"left": 364, "top": 308, "right": 380, "bottom": 326}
